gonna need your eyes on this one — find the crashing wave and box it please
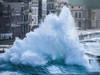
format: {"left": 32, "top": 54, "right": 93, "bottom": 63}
{"left": 0, "top": 6, "right": 89, "bottom": 67}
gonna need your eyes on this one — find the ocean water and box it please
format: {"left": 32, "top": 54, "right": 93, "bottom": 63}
{"left": 0, "top": 6, "right": 100, "bottom": 75}
{"left": 0, "top": 62, "right": 99, "bottom": 75}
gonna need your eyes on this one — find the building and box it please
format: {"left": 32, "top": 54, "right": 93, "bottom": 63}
{"left": 68, "top": 0, "right": 100, "bottom": 29}
{"left": 87, "top": 9, "right": 100, "bottom": 29}
{"left": 0, "top": 2, "right": 12, "bottom": 33}
{"left": 96, "top": 9, "right": 100, "bottom": 28}
{"left": 29, "top": 0, "right": 42, "bottom": 30}
{"left": 4, "top": 2, "right": 23, "bottom": 25}
{"left": 42, "top": 0, "right": 47, "bottom": 20}
{"left": 67, "top": 0, "right": 89, "bottom": 30}
{"left": 0, "top": 2, "right": 30, "bottom": 40}
{"left": 0, "top": 1, "right": 12, "bottom": 40}
{"left": 56, "top": 1, "right": 68, "bottom": 15}
{"left": 0, "top": 1, "right": 4, "bottom": 33}
{"left": 56, "top": 1, "right": 88, "bottom": 30}
{"left": 69, "top": 5, "right": 88, "bottom": 30}
{"left": 88, "top": 10, "right": 96, "bottom": 29}
{"left": 40, "top": 0, "right": 57, "bottom": 20}
{"left": 8, "top": 2, "right": 30, "bottom": 39}
{"left": 3, "top": 0, "right": 31, "bottom": 2}
{"left": 47, "top": 0, "right": 57, "bottom": 15}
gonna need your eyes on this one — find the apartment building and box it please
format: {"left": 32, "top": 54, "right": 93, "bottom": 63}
{"left": 29, "top": 0, "right": 42, "bottom": 30}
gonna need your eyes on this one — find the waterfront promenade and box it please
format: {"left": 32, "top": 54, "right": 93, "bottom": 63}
{"left": 77, "top": 29, "right": 100, "bottom": 40}
{"left": 77, "top": 29, "right": 100, "bottom": 36}
{"left": 77, "top": 29, "right": 100, "bottom": 63}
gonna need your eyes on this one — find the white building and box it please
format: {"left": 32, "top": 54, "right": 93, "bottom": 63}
{"left": 29, "top": 0, "right": 42, "bottom": 30}
{"left": 29, "top": 0, "right": 39, "bottom": 29}
{"left": 47, "top": 0, "right": 57, "bottom": 15}
{"left": 42, "top": 0, "right": 47, "bottom": 20}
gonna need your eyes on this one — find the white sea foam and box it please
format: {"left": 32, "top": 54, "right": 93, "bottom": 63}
{"left": 90, "top": 60, "right": 100, "bottom": 72}
{"left": 47, "top": 65, "right": 62, "bottom": 74}
{"left": 0, "top": 71, "right": 22, "bottom": 75}
{"left": 0, "top": 6, "right": 89, "bottom": 67}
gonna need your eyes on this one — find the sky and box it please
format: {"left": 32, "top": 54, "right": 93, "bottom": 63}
{"left": 42, "top": 0, "right": 68, "bottom": 3}
{"left": 57, "top": 0, "right": 68, "bottom": 2}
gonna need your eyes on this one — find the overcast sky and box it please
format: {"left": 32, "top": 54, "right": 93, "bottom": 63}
{"left": 57, "top": 0, "right": 68, "bottom": 2}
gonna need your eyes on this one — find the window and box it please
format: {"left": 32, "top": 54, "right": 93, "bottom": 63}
{"left": 75, "top": 12, "right": 77, "bottom": 18}
{"left": 92, "top": 12, "right": 95, "bottom": 20}
{"left": 0, "top": 25, "right": 1, "bottom": 28}
{"left": 21, "top": 7, "right": 24, "bottom": 11}
{"left": 6, "top": 23, "right": 9, "bottom": 26}
{"left": 24, "top": 15, "right": 26, "bottom": 21}
{"left": 26, "top": 15, "right": 28, "bottom": 21}
{"left": 29, "top": 9, "right": 32, "bottom": 13}
{"left": 32, "top": 19, "right": 34, "bottom": 24}
{"left": 72, "top": 6, "right": 74, "bottom": 8}
{"left": 35, "top": 9, "right": 37, "bottom": 15}
{"left": 78, "top": 21, "right": 81, "bottom": 28}
{"left": 24, "top": 26, "right": 26, "bottom": 33}
{"left": 79, "top": 13, "right": 81, "bottom": 18}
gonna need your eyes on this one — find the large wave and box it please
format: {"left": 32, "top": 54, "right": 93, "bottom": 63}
{"left": 0, "top": 6, "right": 89, "bottom": 67}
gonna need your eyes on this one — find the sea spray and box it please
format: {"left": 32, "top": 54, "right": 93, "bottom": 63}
{"left": 90, "top": 60, "right": 100, "bottom": 72}
{"left": 0, "top": 6, "right": 89, "bottom": 67}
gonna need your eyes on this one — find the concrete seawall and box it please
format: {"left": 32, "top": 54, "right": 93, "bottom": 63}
{"left": 78, "top": 29, "right": 100, "bottom": 64}
{"left": 77, "top": 29, "right": 100, "bottom": 40}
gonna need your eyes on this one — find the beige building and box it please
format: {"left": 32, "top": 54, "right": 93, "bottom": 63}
{"left": 88, "top": 9, "right": 100, "bottom": 29}
{"left": 88, "top": 10, "right": 97, "bottom": 29}
{"left": 96, "top": 9, "right": 100, "bottom": 28}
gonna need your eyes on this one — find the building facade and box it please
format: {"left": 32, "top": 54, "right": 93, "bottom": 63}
{"left": 0, "top": 1, "right": 12, "bottom": 40}
{"left": 56, "top": 1, "right": 88, "bottom": 30}
{"left": 88, "top": 10, "right": 96, "bottom": 29}
{"left": 47, "top": 0, "right": 56, "bottom": 15}
{"left": 0, "top": 1, "right": 4, "bottom": 33}
{"left": 3, "top": 0, "right": 31, "bottom": 2}
{"left": 87, "top": 9, "right": 100, "bottom": 29}
{"left": 0, "top": 1, "right": 30, "bottom": 40}
{"left": 96, "top": 9, "right": 100, "bottom": 28}
{"left": 10, "top": 2, "right": 30, "bottom": 39}
{"left": 69, "top": 5, "right": 88, "bottom": 30}
{"left": 0, "top": 2, "right": 12, "bottom": 33}
{"left": 68, "top": 0, "right": 100, "bottom": 29}
{"left": 42, "top": 0, "right": 47, "bottom": 20}
{"left": 29, "top": 0, "right": 42, "bottom": 30}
